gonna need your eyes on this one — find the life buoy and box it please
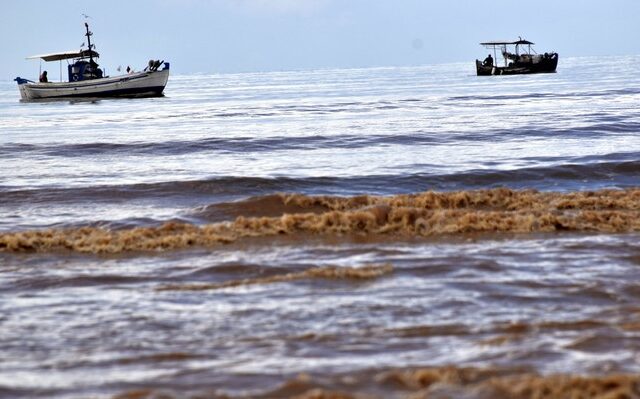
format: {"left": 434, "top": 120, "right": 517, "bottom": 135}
{"left": 72, "top": 74, "right": 80, "bottom": 81}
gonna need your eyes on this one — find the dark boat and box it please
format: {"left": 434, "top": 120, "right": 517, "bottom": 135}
{"left": 476, "top": 39, "right": 558, "bottom": 76}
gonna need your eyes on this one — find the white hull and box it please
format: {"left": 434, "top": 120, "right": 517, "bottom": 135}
{"left": 17, "top": 69, "right": 169, "bottom": 100}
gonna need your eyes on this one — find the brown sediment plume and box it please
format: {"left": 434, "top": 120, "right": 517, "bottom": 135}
{"left": 377, "top": 367, "right": 640, "bottom": 399}
{"left": 157, "top": 264, "right": 393, "bottom": 291}
{"left": 2, "top": 188, "right": 640, "bottom": 254}
{"left": 112, "top": 367, "right": 640, "bottom": 399}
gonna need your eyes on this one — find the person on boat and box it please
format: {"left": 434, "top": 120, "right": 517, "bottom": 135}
{"left": 92, "top": 61, "right": 104, "bottom": 78}
{"left": 39, "top": 70, "right": 48, "bottom": 83}
{"left": 86, "top": 60, "right": 103, "bottom": 79}
{"left": 483, "top": 54, "right": 493, "bottom": 67}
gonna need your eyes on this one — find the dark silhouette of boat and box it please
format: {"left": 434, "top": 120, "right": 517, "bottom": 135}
{"left": 476, "top": 39, "right": 558, "bottom": 76}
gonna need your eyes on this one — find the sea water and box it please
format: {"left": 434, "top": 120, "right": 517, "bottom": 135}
{"left": 1, "top": 56, "right": 640, "bottom": 398}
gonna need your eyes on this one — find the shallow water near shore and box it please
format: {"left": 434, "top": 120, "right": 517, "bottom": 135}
{"left": 1, "top": 56, "right": 640, "bottom": 398}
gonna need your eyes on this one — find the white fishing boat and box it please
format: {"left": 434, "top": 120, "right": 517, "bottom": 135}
{"left": 14, "top": 23, "right": 169, "bottom": 101}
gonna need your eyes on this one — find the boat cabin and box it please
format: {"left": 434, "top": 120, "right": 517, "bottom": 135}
{"left": 69, "top": 57, "right": 103, "bottom": 81}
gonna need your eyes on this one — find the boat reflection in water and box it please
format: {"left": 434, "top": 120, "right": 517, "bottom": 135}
{"left": 476, "top": 38, "right": 558, "bottom": 76}
{"left": 14, "top": 22, "right": 169, "bottom": 101}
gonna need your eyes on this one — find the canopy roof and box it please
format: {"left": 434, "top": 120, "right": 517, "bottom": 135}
{"left": 26, "top": 49, "right": 99, "bottom": 62}
{"left": 480, "top": 40, "right": 535, "bottom": 46}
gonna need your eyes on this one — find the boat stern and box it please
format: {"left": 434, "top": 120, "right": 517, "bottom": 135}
{"left": 146, "top": 63, "right": 170, "bottom": 96}
{"left": 476, "top": 60, "right": 493, "bottom": 76}
{"left": 158, "top": 62, "right": 170, "bottom": 87}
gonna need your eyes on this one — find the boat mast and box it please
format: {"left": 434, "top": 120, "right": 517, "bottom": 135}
{"left": 84, "top": 22, "right": 94, "bottom": 77}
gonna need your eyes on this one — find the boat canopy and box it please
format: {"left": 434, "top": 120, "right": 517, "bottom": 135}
{"left": 26, "top": 49, "right": 99, "bottom": 62}
{"left": 480, "top": 40, "right": 534, "bottom": 46}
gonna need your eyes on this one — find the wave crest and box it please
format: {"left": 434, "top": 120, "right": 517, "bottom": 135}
{"left": 2, "top": 188, "right": 639, "bottom": 253}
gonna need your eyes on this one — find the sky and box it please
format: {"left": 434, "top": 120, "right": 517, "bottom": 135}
{"left": 2, "top": 0, "right": 640, "bottom": 80}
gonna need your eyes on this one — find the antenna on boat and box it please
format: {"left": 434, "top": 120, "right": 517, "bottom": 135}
{"left": 84, "top": 22, "right": 94, "bottom": 78}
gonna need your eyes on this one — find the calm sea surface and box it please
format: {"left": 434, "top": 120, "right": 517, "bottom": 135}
{"left": 1, "top": 57, "right": 640, "bottom": 398}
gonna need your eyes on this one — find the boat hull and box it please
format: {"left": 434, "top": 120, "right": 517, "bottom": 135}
{"left": 16, "top": 68, "right": 169, "bottom": 100}
{"left": 476, "top": 54, "right": 558, "bottom": 76}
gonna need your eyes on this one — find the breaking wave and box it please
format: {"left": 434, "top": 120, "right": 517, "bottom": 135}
{"left": 1, "top": 188, "right": 639, "bottom": 254}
